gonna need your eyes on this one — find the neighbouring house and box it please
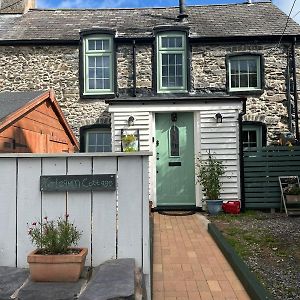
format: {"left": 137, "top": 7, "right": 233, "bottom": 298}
{"left": 1, "top": 0, "right": 300, "bottom": 209}
{"left": 0, "top": 90, "right": 79, "bottom": 153}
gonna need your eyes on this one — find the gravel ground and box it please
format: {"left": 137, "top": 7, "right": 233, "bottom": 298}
{"left": 209, "top": 212, "right": 300, "bottom": 300}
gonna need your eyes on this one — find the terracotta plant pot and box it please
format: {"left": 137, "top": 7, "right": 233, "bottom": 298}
{"left": 27, "top": 248, "right": 88, "bottom": 282}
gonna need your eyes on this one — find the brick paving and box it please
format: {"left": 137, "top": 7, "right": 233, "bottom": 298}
{"left": 152, "top": 212, "right": 250, "bottom": 300}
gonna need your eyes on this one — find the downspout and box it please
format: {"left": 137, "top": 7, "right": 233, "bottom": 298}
{"left": 239, "top": 99, "right": 247, "bottom": 212}
{"left": 132, "top": 39, "right": 137, "bottom": 97}
{"left": 292, "top": 37, "right": 299, "bottom": 140}
{"left": 286, "top": 47, "right": 292, "bottom": 132}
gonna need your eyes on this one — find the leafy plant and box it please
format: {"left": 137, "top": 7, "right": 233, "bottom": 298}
{"left": 196, "top": 152, "right": 225, "bottom": 200}
{"left": 28, "top": 215, "right": 82, "bottom": 255}
{"left": 122, "top": 134, "right": 136, "bottom": 144}
{"left": 285, "top": 186, "right": 300, "bottom": 195}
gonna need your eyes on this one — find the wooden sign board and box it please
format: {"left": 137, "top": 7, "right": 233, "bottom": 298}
{"left": 40, "top": 174, "right": 116, "bottom": 192}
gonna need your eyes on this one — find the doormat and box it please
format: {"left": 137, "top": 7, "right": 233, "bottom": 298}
{"left": 158, "top": 211, "right": 195, "bottom": 216}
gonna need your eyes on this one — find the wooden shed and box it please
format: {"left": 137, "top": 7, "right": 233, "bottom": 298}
{"left": 0, "top": 90, "right": 79, "bottom": 153}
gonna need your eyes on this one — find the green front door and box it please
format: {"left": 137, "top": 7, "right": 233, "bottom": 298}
{"left": 156, "top": 112, "right": 195, "bottom": 207}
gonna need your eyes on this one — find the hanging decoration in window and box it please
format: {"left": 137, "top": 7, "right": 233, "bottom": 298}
{"left": 121, "top": 129, "right": 139, "bottom": 152}
{"left": 170, "top": 125, "right": 179, "bottom": 156}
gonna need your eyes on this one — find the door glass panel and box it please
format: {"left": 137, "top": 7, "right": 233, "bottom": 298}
{"left": 170, "top": 125, "right": 179, "bottom": 156}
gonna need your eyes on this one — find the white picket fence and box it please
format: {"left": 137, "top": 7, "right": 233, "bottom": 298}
{"left": 0, "top": 153, "right": 150, "bottom": 282}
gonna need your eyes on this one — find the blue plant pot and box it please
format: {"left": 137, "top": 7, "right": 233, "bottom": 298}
{"left": 206, "top": 200, "right": 223, "bottom": 215}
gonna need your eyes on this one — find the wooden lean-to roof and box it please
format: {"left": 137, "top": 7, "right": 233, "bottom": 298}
{"left": 0, "top": 90, "right": 79, "bottom": 149}
{"left": 0, "top": 2, "right": 299, "bottom": 42}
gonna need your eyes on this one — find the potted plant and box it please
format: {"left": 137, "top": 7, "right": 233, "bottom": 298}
{"left": 27, "top": 215, "right": 88, "bottom": 282}
{"left": 196, "top": 153, "right": 225, "bottom": 215}
{"left": 284, "top": 186, "right": 300, "bottom": 203}
{"left": 122, "top": 133, "right": 138, "bottom": 152}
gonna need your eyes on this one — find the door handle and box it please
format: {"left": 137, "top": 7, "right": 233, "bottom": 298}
{"left": 156, "top": 140, "right": 159, "bottom": 147}
{"left": 157, "top": 152, "right": 160, "bottom": 160}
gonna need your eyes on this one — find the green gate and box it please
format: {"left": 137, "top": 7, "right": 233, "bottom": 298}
{"left": 244, "top": 146, "right": 300, "bottom": 209}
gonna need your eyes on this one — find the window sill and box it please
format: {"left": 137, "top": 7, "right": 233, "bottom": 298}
{"left": 227, "top": 89, "right": 264, "bottom": 96}
{"left": 80, "top": 92, "right": 115, "bottom": 100}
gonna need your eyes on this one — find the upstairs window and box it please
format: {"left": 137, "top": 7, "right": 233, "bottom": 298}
{"left": 83, "top": 35, "right": 114, "bottom": 96}
{"left": 227, "top": 54, "right": 263, "bottom": 92}
{"left": 157, "top": 32, "right": 187, "bottom": 93}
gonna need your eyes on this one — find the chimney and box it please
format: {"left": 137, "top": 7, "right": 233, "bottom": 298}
{"left": 177, "top": 0, "right": 188, "bottom": 21}
{"left": 0, "top": 0, "right": 36, "bottom": 14}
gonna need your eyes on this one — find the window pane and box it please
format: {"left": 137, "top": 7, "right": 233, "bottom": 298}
{"left": 96, "top": 68, "right": 103, "bottom": 78}
{"left": 169, "top": 54, "right": 175, "bottom": 65}
{"left": 162, "top": 66, "right": 168, "bottom": 76}
{"left": 249, "top": 74, "right": 258, "bottom": 88}
{"left": 162, "top": 54, "right": 168, "bottom": 65}
{"left": 89, "top": 79, "right": 95, "bottom": 89}
{"left": 176, "top": 76, "right": 183, "bottom": 86}
{"left": 176, "top": 54, "right": 182, "bottom": 65}
{"left": 231, "top": 60, "right": 239, "bottom": 74}
{"left": 96, "top": 57, "right": 102, "bottom": 67}
{"left": 161, "top": 37, "right": 168, "bottom": 48}
{"left": 240, "top": 74, "right": 248, "bottom": 87}
{"left": 170, "top": 125, "right": 179, "bottom": 156}
{"left": 162, "top": 77, "right": 168, "bottom": 87}
{"left": 95, "top": 79, "right": 103, "bottom": 89}
{"left": 104, "top": 79, "right": 110, "bottom": 89}
{"left": 89, "top": 133, "right": 97, "bottom": 145}
{"left": 175, "top": 37, "right": 183, "bottom": 47}
{"left": 102, "top": 56, "right": 110, "bottom": 67}
{"left": 176, "top": 65, "right": 182, "bottom": 76}
{"left": 248, "top": 59, "right": 257, "bottom": 73}
{"left": 88, "top": 146, "right": 96, "bottom": 152}
{"left": 86, "top": 131, "right": 111, "bottom": 152}
{"left": 88, "top": 40, "right": 96, "bottom": 50}
{"left": 88, "top": 56, "right": 96, "bottom": 68}
{"left": 169, "top": 66, "right": 175, "bottom": 77}
{"left": 231, "top": 75, "right": 239, "bottom": 88}
{"left": 240, "top": 60, "right": 248, "bottom": 73}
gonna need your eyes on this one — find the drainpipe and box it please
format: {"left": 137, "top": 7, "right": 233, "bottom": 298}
{"left": 239, "top": 99, "right": 247, "bottom": 213}
{"left": 132, "top": 39, "right": 137, "bottom": 97}
{"left": 292, "top": 37, "right": 299, "bottom": 140}
{"left": 286, "top": 48, "right": 293, "bottom": 132}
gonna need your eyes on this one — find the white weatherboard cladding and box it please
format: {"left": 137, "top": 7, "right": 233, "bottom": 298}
{"left": 109, "top": 101, "right": 242, "bottom": 206}
{"left": 113, "top": 112, "right": 151, "bottom": 152}
{"left": 199, "top": 110, "right": 240, "bottom": 200}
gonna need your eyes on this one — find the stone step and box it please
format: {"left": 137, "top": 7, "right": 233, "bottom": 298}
{"left": 79, "top": 258, "right": 136, "bottom": 300}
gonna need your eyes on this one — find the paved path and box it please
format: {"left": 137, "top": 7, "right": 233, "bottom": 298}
{"left": 152, "top": 212, "right": 251, "bottom": 300}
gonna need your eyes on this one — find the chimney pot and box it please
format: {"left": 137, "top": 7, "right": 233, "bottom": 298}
{"left": 178, "top": 0, "right": 188, "bottom": 21}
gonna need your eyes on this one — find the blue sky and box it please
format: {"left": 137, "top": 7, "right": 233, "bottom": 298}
{"left": 36, "top": 0, "right": 300, "bottom": 24}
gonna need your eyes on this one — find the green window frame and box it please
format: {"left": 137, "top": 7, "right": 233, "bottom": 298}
{"left": 156, "top": 32, "right": 187, "bottom": 93}
{"left": 85, "top": 129, "right": 112, "bottom": 152}
{"left": 228, "top": 55, "right": 261, "bottom": 92}
{"left": 242, "top": 124, "right": 264, "bottom": 149}
{"left": 83, "top": 35, "right": 114, "bottom": 95}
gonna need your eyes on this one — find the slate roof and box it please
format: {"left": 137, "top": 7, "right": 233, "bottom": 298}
{"left": 0, "top": 2, "right": 300, "bottom": 41}
{"left": 0, "top": 91, "right": 45, "bottom": 122}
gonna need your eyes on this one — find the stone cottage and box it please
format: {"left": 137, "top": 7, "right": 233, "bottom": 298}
{"left": 0, "top": 0, "right": 300, "bottom": 209}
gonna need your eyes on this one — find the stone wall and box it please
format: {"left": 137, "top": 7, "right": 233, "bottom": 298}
{"left": 0, "top": 41, "right": 298, "bottom": 143}
{"left": 191, "top": 43, "right": 295, "bottom": 142}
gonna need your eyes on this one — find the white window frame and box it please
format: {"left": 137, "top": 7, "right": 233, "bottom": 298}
{"left": 85, "top": 128, "right": 112, "bottom": 152}
{"left": 156, "top": 32, "right": 187, "bottom": 93}
{"left": 83, "top": 34, "right": 114, "bottom": 95}
{"left": 228, "top": 55, "right": 261, "bottom": 92}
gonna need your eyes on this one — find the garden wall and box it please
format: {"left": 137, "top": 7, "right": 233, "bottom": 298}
{"left": 0, "top": 152, "right": 150, "bottom": 289}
